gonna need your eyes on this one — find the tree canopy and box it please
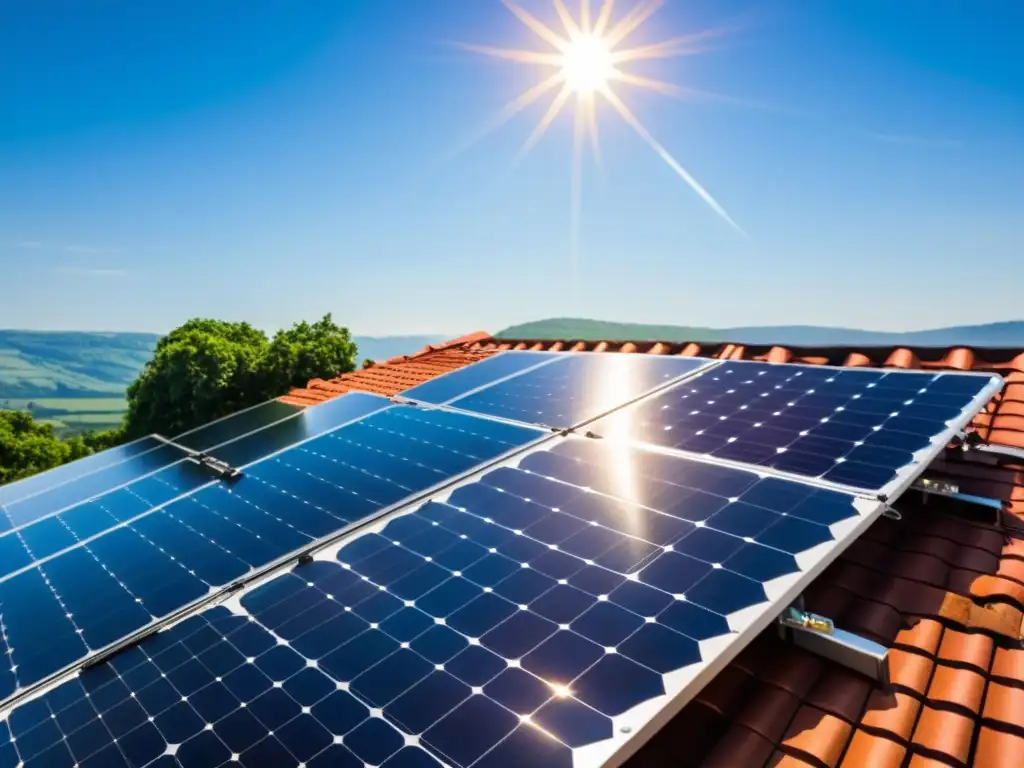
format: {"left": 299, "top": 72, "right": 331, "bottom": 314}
{"left": 0, "top": 410, "right": 95, "bottom": 485}
{"left": 124, "top": 313, "right": 356, "bottom": 437}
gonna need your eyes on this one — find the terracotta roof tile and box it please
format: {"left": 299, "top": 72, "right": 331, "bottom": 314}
{"left": 702, "top": 725, "right": 776, "bottom": 767}
{"left": 282, "top": 332, "right": 1024, "bottom": 766}
{"left": 973, "top": 726, "right": 1024, "bottom": 767}
{"left": 889, "top": 648, "right": 937, "bottom": 698}
{"left": 936, "top": 629, "right": 995, "bottom": 673}
{"left": 926, "top": 664, "right": 986, "bottom": 714}
{"left": 804, "top": 666, "right": 873, "bottom": 724}
{"left": 990, "top": 646, "right": 1024, "bottom": 684}
{"left": 840, "top": 730, "right": 906, "bottom": 767}
{"left": 734, "top": 683, "right": 803, "bottom": 743}
{"left": 782, "top": 705, "right": 852, "bottom": 767}
{"left": 860, "top": 689, "right": 922, "bottom": 742}
{"left": 911, "top": 705, "right": 975, "bottom": 764}
{"left": 982, "top": 680, "right": 1024, "bottom": 732}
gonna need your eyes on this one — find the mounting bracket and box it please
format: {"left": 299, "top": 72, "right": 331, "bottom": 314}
{"left": 777, "top": 597, "right": 890, "bottom": 685}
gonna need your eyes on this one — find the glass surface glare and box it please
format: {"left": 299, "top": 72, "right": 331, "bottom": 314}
{"left": 401, "top": 351, "right": 559, "bottom": 405}
{"left": 5, "top": 437, "right": 869, "bottom": 767}
{"left": 447, "top": 353, "right": 710, "bottom": 429}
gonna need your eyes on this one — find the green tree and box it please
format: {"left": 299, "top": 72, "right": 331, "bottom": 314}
{"left": 0, "top": 410, "right": 85, "bottom": 485}
{"left": 362, "top": 358, "right": 376, "bottom": 369}
{"left": 260, "top": 314, "right": 358, "bottom": 396}
{"left": 124, "top": 322, "right": 269, "bottom": 438}
{"left": 123, "top": 314, "right": 357, "bottom": 438}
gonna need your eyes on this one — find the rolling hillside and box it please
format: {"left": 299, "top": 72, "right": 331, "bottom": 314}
{"left": 0, "top": 330, "right": 449, "bottom": 401}
{"left": 497, "top": 318, "right": 1024, "bottom": 349}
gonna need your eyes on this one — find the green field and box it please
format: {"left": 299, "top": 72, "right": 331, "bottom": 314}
{"left": 1, "top": 397, "right": 128, "bottom": 436}
{"left": 3, "top": 397, "right": 128, "bottom": 412}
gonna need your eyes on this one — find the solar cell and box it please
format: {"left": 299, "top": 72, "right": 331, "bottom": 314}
{"left": 5, "top": 437, "right": 880, "bottom": 767}
{"left": 401, "top": 350, "right": 559, "bottom": 405}
{"left": 443, "top": 353, "right": 713, "bottom": 429}
{"left": 0, "top": 405, "right": 543, "bottom": 704}
{"left": 590, "top": 361, "right": 1002, "bottom": 494}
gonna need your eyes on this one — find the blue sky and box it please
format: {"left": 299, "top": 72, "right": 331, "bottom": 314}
{"left": 2, "top": 0, "right": 1022, "bottom": 336}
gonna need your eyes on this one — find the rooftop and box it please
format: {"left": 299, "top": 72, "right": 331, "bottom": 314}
{"left": 285, "top": 331, "right": 1024, "bottom": 766}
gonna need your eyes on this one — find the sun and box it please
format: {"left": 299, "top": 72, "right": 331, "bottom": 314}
{"left": 560, "top": 33, "right": 614, "bottom": 93}
{"left": 455, "top": 0, "right": 743, "bottom": 235}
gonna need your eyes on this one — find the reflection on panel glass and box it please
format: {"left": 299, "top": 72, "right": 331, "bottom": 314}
{"left": 211, "top": 392, "right": 391, "bottom": 469}
{"left": 447, "top": 353, "right": 710, "bottom": 429}
{"left": 0, "top": 443, "right": 194, "bottom": 529}
{"left": 592, "top": 362, "right": 1000, "bottom": 491}
{"left": 172, "top": 400, "right": 302, "bottom": 452}
{"left": 0, "top": 406, "right": 542, "bottom": 703}
{"left": 401, "top": 351, "right": 558, "bottom": 405}
{"left": 0, "top": 436, "right": 166, "bottom": 509}
{"left": 4, "top": 437, "right": 869, "bottom": 767}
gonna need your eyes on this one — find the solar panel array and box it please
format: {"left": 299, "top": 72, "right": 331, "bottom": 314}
{"left": 2, "top": 437, "right": 879, "bottom": 768}
{"left": 0, "top": 395, "right": 544, "bottom": 701}
{"left": 0, "top": 352, "right": 1003, "bottom": 768}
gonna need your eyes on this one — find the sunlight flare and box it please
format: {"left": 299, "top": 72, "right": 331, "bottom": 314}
{"left": 460, "top": 0, "right": 743, "bottom": 234}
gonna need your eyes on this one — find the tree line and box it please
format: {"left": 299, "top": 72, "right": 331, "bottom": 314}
{"left": 0, "top": 314, "right": 358, "bottom": 486}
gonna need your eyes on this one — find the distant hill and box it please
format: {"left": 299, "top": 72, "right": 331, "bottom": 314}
{"left": 0, "top": 330, "right": 450, "bottom": 400}
{"left": 496, "top": 318, "right": 1024, "bottom": 349}
{"left": 354, "top": 335, "right": 449, "bottom": 364}
{"left": 0, "top": 330, "right": 160, "bottom": 399}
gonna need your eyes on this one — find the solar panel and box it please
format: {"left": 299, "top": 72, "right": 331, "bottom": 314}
{"left": 0, "top": 393, "right": 385, "bottom": 533}
{"left": 401, "top": 351, "right": 559, "bottom": 405}
{"left": 0, "top": 435, "right": 166, "bottom": 509}
{"left": 439, "top": 353, "right": 713, "bottom": 430}
{"left": 3, "top": 436, "right": 881, "bottom": 767}
{"left": 170, "top": 399, "right": 302, "bottom": 452}
{"left": 590, "top": 361, "right": 1003, "bottom": 495}
{"left": 0, "top": 403, "right": 544, "bottom": 704}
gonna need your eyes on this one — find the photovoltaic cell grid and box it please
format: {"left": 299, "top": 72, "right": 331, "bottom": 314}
{"left": 0, "top": 394, "right": 395, "bottom": 580}
{"left": 3, "top": 437, "right": 879, "bottom": 768}
{"left": 438, "top": 353, "right": 713, "bottom": 430}
{"left": 0, "top": 395, "right": 359, "bottom": 532}
{"left": 591, "top": 361, "right": 1002, "bottom": 493}
{"left": 0, "top": 404, "right": 542, "bottom": 703}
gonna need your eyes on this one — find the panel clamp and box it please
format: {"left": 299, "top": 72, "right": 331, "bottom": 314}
{"left": 189, "top": 453, "right": 244, "bottom": 483}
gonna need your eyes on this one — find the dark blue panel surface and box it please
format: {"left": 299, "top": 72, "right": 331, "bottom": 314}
{"left": 448, "top": 353, "right": 710, "bottom": 429}
{"left": 401, "top": 351, "right": 558, "bottom": 405}
{"left": 172, "top": 399, "right": 301, "bottom": 452}
{"left": 0, "top": 406, "right": 540, "bottom": 703}
{"left": 0, "top": 443, "right": 192, "bottom": 530}
{"left": 592, "top": 362, "right": 999, "bottom": 491}
{"left": 0, "top": 436, "right": 164, "bottom": 507}
{"left": 6, "top": 437, "right": 865, "bottom": 766}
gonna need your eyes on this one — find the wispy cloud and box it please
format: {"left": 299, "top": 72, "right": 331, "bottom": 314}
{"left": 869, "top": 132, "right": 963, "bottom": 149}
{"left": 11, "top": 240, "right": 120, "bottom": 254}
{"left": 51, "top": 266, "right": 128, "bottom": 278}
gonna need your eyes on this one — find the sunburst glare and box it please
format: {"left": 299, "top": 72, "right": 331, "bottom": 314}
{"left": 458, "top": 0, "right": 744, "bottom": 236}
